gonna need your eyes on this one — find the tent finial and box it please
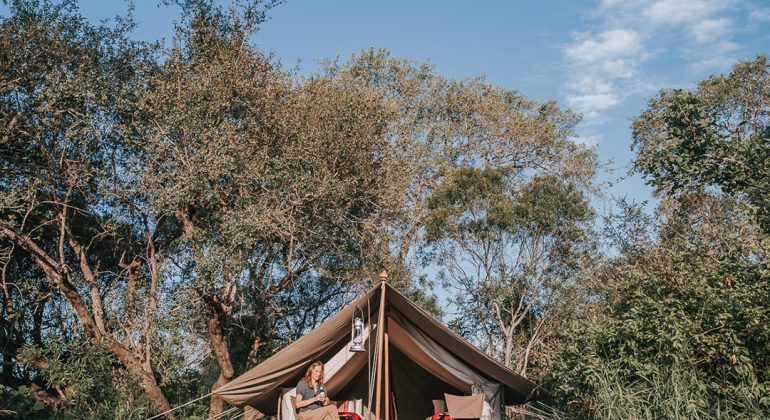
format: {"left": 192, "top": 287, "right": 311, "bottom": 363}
{"left": 378, "top": 270, "right": 388, "bottom": 283}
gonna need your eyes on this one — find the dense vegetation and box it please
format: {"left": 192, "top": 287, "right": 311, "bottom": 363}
{"left": 1, "top": 1, "right": 767, "bottom": 419}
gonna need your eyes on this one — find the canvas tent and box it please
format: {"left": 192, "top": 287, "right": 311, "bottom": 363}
{"left": 213, "top": 282, "right": 548, "bottom": 420}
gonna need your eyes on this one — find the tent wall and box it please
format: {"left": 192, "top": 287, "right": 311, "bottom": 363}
{"left": 390, "top": 311, "right": 501, "bottom": 419}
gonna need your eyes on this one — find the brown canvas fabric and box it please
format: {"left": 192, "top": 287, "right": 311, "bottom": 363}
{"left": 445, "top": 393, "right": 484, "bottom": 419}
{"left": 213, "top": 283, "right": 547, "bottom": 415}
{"left": 386, "top": 288, "right": 548, "bottom": 404}
{"left": 212, "top": 287, "right": 380, "bottom": 410}
{"left": 386, "top": 319, "right": 470, "bottom": 393}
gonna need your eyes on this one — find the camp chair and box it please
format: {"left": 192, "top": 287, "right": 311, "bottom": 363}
{"left": 336, "top": 400, "right": 362, "bottom": 420}
{"left": 444, "top": 393, "right": 484, "bottom": 420}
{"left": 277, "top": 387, "right": 297, "bottom": 420}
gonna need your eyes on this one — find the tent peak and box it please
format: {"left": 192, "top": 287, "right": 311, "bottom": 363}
{"left": 378, "top": 270, "right": 388, "bottom": 283}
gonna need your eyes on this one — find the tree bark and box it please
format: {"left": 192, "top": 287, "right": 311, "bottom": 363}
{"left": 208, "top": 303, "right": 235, "bottom": 418}
{"left": 105, "top": 339, "right": 174, "bottom": 418}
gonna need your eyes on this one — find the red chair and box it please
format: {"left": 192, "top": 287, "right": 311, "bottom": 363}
{"left": 335, "top": 400, "right": 362, "bottom": 420}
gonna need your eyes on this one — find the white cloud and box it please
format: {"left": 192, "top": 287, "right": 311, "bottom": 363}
{"left": 568, "top": 93, "right": 620, "bottom": 112}
{"left": 749, "top": 7, "right": 770, "bottom": 21}
{"left": 599, "top": 0, "right": 626, "bottom": 9}
{"left": 712, "top": 41, "right": 741, "bottom": 54}
{"left": 689, "top": 56, "right": 740, "bottom": 73}
{"left": 565, "top": 29, "right": 642, "bottom": 63}
{"left": 642, "top": 0, "right": 729, "bottom": 25}
{"left": 602, "top": 59, "right": 635, "bottom": 78}
{"left": 561, "top": 0, "right": 753, "bottom": 126}
{"left": 563, "top": 29, "right": 643, "bottom": 123}
{"left": 569, "top": 74, "right": 616, "bottom": 93}
{"left": 691, "top": 18, "right": 733, "bottom": 43}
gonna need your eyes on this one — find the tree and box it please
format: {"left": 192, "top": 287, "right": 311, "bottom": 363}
{"left": 550, "top": 194, "right": 770, "bottom": 418}
{"left": 632, "top": 55, "right": 770, "bottom": 231}
{"left": 425, "top": 169, "right": 593, "bottom": 376}
{"left": 0, "top": 1, "right": 176, "bottom": 415}
{"left": 131, "top": 6, "right": 396, "bottom": 416}
{"left": 0, "top": 3, "right": 602, "bottom": 417}
{"left": 550, "top": 56, "right": 770, "bottom": 418}
{"left": 322, "top": 50, "right": 597, "bottom": 319}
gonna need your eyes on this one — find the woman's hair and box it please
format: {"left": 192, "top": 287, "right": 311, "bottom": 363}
{"left": 302, "top": 360, "right": 325, "bottom": 386}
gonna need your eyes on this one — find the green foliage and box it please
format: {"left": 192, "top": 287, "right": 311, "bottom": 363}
{"left": 322, "top": 49, "right": 597, "bottom": 319}
{"left": 5, "top": 1, "right": 767, "bottom": 418}
{"left": 633, "top": 55, "right": 770, "bottom": 231}
{"left": 425, "top": 166, "right": 595, "bottom": 373}
{"left": 550, "top": 195, "right": 770, "bottom": 418}
{"left": 549, "top": 56, "right": 770, "bottom": 420}
{"left": 583, "top": 364, "right": 764, "bottom": 420}
{"left": 18, "top": 341, "right": 153, "bottom": 419}
{"left": 0, "top": 385, "right": 51, "bottom": 419}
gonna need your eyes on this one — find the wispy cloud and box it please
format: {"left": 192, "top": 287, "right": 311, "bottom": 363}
{"left": 642, "top": 0, "right": 729, "bottom": 25}
{"left": 749, "top": 7, "right": 770, "bottom": 21}
{"left": 562, "top": 0, "right": 750, "bottom": 132}
{"left": 690, "top": 18, "right": 734, "bottom": 43}
{"left": 565, "top": 29, "right": 642, "bottom": 64}
{"left": 563, "top": 28, "right": 644, "bottom": 125}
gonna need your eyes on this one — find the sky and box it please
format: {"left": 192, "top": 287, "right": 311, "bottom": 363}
{"left": 4, "top": 0, "right": 769, "bottom": 208}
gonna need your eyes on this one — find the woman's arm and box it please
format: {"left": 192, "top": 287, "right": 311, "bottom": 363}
{"left": 295, "top": 393, "right": 321, "bottom": 409}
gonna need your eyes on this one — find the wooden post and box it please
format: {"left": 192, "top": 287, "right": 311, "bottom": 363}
{"left": 384, "top": 330, "right": 390, "bottom": 420}
{"left": 374, "top": 273, "right": 387, "bottom": 419}
{"left": 276, "top": 395, "right": 282, "bottom": 420}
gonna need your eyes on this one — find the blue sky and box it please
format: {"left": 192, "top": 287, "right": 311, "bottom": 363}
{"left": 4, "top": 0, "right": 769, "bottom": 206}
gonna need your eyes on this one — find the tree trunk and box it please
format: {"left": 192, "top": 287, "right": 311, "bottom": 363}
{"left": 246, "top": 337, "right": 262, "bottom": 370}
{"left": 209, "top": 309, "right": 235, "bottom": 418}
{"left": 503, "top": 332, "right": 514, "bottom": 369}
{"left": 105, "top": 339, "right": 173, "bottom": 418}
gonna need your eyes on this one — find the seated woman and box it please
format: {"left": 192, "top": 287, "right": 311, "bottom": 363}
{"left": 295, "top": 361, "right": 340, "bottom": 420}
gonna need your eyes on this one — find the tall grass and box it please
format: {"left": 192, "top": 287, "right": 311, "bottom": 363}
{"left": 590, "top": 366, "right": 765, "bottom": 420}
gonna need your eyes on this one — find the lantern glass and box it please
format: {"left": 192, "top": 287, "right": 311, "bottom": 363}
{"left": 349, "top": 316, "right": 366, "bottom": 352}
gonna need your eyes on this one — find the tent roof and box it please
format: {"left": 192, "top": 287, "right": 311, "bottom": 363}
{"left": 213, "top": 283, "right": 548, "bottom": 411}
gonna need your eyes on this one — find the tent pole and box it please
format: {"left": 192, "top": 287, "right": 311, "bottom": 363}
{"left": 384, "top": 330, "right": 390, "bottom": 420}
{"left": 374, "top": 274, "right": 387, "bottom": 420}
{"left": 366, "top": 296, "right": 373, "bottom": 420}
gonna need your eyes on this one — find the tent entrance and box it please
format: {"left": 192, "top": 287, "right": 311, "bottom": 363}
{"left": 388, "top": 344, "right": 465, "bottom": 419}
{"left": 321, "top": 343, "right": 466, "bottom": 420}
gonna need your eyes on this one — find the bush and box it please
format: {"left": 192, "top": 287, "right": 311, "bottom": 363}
{"left": 549, "top": 196, "right": 770, "bottom": 418}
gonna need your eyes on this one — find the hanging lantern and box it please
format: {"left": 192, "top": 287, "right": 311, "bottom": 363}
{"left": 349, "top": 308, "right": 366, "bottom": 352}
